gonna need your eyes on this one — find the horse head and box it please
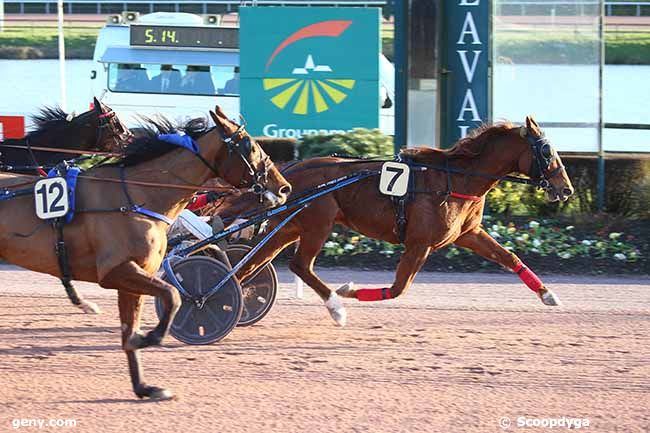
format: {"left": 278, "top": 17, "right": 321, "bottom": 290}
{"left": 515, "top": 115, "right": 574, "bottom": 202}
{"left": 85, "top": 97, "right": 132, "bottom": 154}
{"left": 208, "top": 106, "right": 291, "bottom": 207}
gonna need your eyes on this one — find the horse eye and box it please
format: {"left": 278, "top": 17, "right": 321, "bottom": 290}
{"left": 541, "top": 144, "right": 552, "bottom": 158}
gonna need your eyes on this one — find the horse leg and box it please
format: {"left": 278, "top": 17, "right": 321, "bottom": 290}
{"left": 61, "top": 279, "right": 102, "bottom": 314}
{"left": 118, "top": 292, "right": 173, "bottom": 400}
{"left": 454, "top": 228, "right": 561, "bottom": 306}
{"left": 289, "top": 232, "right": 347, "bottom": 327}
{"left": 236, "top": 227, "right": 299, "bottom": 282}
{"left": 337, "top": 243, "right": 431, "bottom": 301}
{"left": 99, "top": 261, "right": 181, "bottom": 348}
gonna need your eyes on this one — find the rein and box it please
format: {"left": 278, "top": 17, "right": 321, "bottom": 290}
{"left": 282, "top": 156, "right": 543, "bottom": 187}
{"left": 0, "top": 143, "right": 123, "bottom": 157}
{"left": 222, "top": 169, "right": 381, "bottom": 225}
{"left": 0, "top": 171, "right": 240, "bottom": 194}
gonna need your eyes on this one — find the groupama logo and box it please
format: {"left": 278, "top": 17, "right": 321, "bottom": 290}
{"left": 263, "top": 20, "right": 356, "bottom": 116}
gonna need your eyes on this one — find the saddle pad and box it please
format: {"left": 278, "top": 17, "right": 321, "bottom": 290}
{"left": 158, "top": 133, "right": 199, "bottom": 154}
{"left": 47, "top": 166, "right": 80, "bottom": 223}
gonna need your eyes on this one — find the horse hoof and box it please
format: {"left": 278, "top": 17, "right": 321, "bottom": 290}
{"left": 325, "top": 293, "right": 347, "bottom": 327}
{"left": 136, "top": 386, "right": 175, "bottom": 401}
{"left": 538, "top": 288, "right": 562, "bottom": 306}
{"left": 78, "top": 300, "right": 101, "bottom": 314}
{"left": 336, "top": 282, "right": 355, "bottom": 298}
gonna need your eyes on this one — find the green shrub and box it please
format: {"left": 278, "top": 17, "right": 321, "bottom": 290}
{"left": 321, "top": 217, "right": 642, "bottom": 264}
{"left": 255, "top": 137, "right": 297, "bottom": 162}
{"left": 298, "top": 128, "right": 394, "bottom": 159}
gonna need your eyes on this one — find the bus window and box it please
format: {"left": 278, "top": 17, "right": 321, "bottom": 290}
{"left": 213, "top": 66, "right": 239, "bottom": 95}
{"left": 108, "top": 63, "right": 239, "bottom": 97}
{"left": 110, "top": 63, "right": 153, "bottom": 93}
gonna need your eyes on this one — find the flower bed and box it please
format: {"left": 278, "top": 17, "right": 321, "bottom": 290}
{"left": 280, "top": 216, "right": 649, "bottom": 275}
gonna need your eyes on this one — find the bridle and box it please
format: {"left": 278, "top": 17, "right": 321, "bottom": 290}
{"left": 219, "top": 124, "right": 274, "bottom": 199}
{"left": 520, "top": 126, "right": 566, "bottom": 191}
{"left": 96, "top": 107, "right": 133, "bottom": 151}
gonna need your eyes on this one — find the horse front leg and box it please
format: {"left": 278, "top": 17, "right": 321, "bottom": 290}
{"left": 337, "top": 242, "right": 431, "bottom": 301}
{"left": 454, "top": 228, "right": 561, "bottom": 306}
{"left": 117, "top": 292, "right": 173, "bottom": 400}
{"left": 100, "top": 261, "right": 181, "bottom": 400}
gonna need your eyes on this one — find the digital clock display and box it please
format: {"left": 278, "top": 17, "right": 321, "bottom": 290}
{"left": 130, "top": 25, "right": 239, "bottom": 49}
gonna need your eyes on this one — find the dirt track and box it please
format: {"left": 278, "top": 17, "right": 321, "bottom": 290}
{"left": 0, "top": 265, "right": 648, "bottom": 433}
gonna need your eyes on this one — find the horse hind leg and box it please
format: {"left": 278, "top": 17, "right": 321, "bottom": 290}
{"left": 61, "top": 279, "right": 101, "bottom": 314}
{"left": 337, "top": 243, "right": 430, "bottom": 302}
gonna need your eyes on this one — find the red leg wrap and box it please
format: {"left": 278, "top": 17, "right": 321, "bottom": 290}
{"left": 513, "top": 263, "right": 543, "bottom": 293}
{"left": 355, "top": 288, "right": 393, "bottom": 302}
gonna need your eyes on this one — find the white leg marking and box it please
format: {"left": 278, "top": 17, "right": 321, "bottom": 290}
{"left": 77, "top": 300, "right": 101, "bottom": 314}
{"left": 336, "top": 281, "right": 355, "bottom": 298}
{"left": 539, "top": 288, "right": 562, "bottom": 306}
{"left": 324, "top": 292, "right": 347, "bottom": 327}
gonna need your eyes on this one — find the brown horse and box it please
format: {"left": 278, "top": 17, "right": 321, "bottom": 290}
{"left": 0, "top": 98, "right": 129, "bottom": 172}
{"left": 0, "top": 107, "right": 291, "bottom": 400}
{"left": 218, "top": 116, "right": 574, "bottom": 326}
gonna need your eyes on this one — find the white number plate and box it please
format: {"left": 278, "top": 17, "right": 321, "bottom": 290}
{"left": 34, "top": 177, "right": 69, "bottom": 220}
{"left": 379, "top": 162, "right": 410, "bottom": 197}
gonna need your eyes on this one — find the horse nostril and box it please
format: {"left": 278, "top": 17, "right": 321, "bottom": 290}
{"left": 562, "top": 187, "right": 573, "bottom": 197}
{"left": 279, "top": 185, "right": 292, "bottom": 196}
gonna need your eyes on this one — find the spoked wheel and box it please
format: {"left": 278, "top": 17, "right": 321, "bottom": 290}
{"left": 156, "top": 256, "right": 243, "bottom": 345}
{"left": 226, "top": 244, "right": 279, "bottom": 327}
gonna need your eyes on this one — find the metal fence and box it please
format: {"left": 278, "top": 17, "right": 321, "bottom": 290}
{"left": 2, "top": 1, "right": 650, "bottom": 16}
{"left": 0, "top": 0, "right": 388, "bottom": 15}
{"left": 498, "top": 1, "right": 650, "bottom": 17}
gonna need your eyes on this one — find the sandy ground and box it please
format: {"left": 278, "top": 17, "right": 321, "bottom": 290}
{"left": 0, "top": 265, "right": 649, "bottom": 433}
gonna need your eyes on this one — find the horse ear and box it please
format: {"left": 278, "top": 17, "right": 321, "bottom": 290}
{"left": 213, "top": 105, "right": 229, "bottom": 120}
{"left": 93, "top": 97, "right": 102, "bottom": 113}
{"left": 209, "top": 110, "right": 223, "bottom": 127}
{"left": 525, "top": 115, "right": 542, "bottom": 137}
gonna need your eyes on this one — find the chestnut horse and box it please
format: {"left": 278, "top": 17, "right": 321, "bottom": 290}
{"left": 0, "top": 97, "right": 130, "bottom": 173}
{"left": 218, "top": 116, "right": 574, "bottom": 326}
{"left": 0, "top": 107, "right": 291, "bottom": 400}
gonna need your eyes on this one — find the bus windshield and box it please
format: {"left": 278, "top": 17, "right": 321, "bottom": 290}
{"left": 108, "top": 63, "right": 239, "bottom": 96}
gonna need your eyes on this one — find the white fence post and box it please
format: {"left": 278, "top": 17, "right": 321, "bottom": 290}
{"left": 57, "top": 0, "right": 67, "bottom": 111}
{"left": 293, "top": 242, "right": 303, "bottom": 299}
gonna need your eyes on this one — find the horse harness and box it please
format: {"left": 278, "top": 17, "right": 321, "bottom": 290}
{"left": 389, "top": 127, "right": 565, "bottom": 243}
{"left": 25, "top": 127, "right": 263, "bottom": 306}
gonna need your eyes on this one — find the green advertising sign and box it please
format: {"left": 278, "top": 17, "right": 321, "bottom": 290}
{"left": 240, "top": 7, "right": 380, "bottom": 138}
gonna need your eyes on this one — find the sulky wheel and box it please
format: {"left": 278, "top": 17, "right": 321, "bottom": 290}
{"left": 156, "top": 256, "right": 243, "bottom": 345}
{"left": 226, "top": 244, "right": 279, "bottom": 327}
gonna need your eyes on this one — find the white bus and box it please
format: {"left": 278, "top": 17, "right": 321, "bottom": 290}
{"left": 91, "top": 12, "right": 394, "bottom": 135}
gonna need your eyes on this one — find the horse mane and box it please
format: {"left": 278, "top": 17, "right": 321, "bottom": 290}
{"left": 114, "top": 115, "right": 210, "bottom": 166}
{"left": 399, "top": 121, "right": 516, "bottom": 164}
{"left": 31, "top": 106, "right": 68, "bottom": 126}
{"left": 23, "top": 106, "right": 71, "bottom": 138}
